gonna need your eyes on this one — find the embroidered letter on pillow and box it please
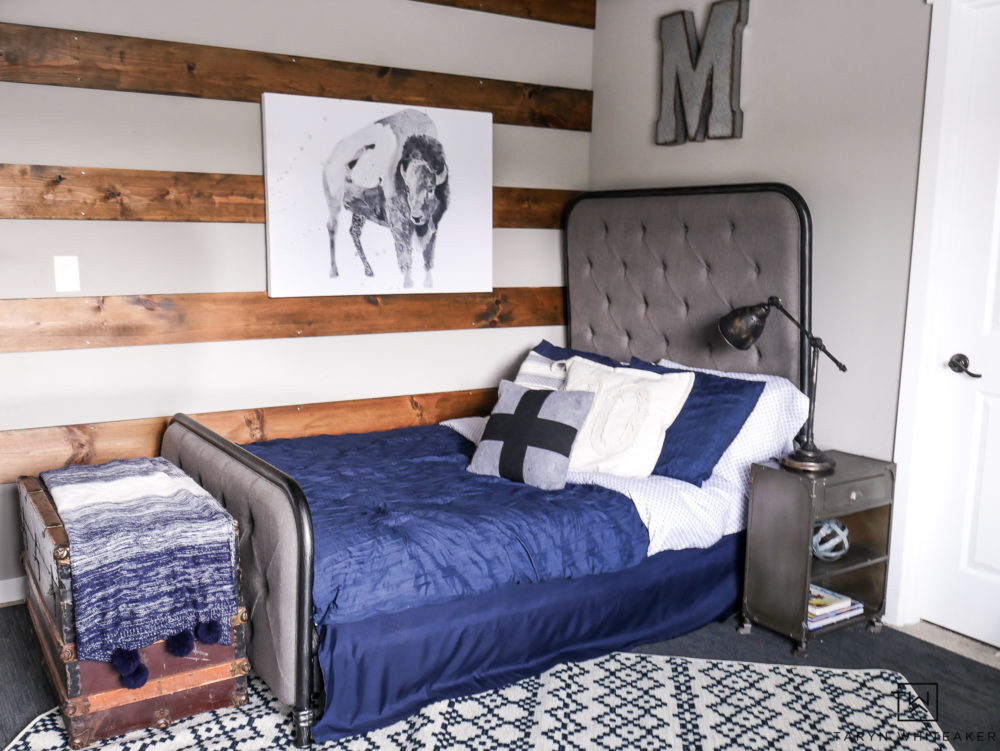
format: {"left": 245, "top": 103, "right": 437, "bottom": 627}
{"left": 468, "top": 380, "right": 594, "bottom": 490}
{"left": 564, "top": 358, "right": 695, "bottom": 478}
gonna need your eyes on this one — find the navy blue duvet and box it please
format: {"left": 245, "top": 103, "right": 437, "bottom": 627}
{"left": 245, "top": 425, "right": 649, "bottom": 627}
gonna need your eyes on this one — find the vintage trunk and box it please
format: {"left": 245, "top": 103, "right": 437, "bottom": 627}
{"left": 17, "top": 475, "right": 250, "bottom": 749}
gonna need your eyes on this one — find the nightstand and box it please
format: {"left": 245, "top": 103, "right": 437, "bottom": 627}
{"left": 739, "top": 450, "right": 896, "bottom": 655}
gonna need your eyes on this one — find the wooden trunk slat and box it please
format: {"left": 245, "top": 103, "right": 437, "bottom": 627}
{"left": 0, "top": 287, "right": 565, "bottom": 354}
{"left": 64, "top": 678, "right": 242, "bottom": 749}
{"left": 0, "top": 388, "right": 497, "bottom": 484}
{"left": 0, "top": 164, "right": 577, "bottom": 228}
{"left": 0, "top": 22, "right": 591, "bottom": 131}
{"left": 72, "top": 661, "right": 245, "bottom": 715}
{"left": 24, "top": 575, "right": 71, "bottom": 704}
{"left": 411, "top": 0, "right": 596, "bottom": 28}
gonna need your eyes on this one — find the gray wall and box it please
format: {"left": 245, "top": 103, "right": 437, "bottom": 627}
{"left": 590, "top": 0, "right": 931, "bottom": 461}
{"left": 0, "top": 0, "right": 591, "bottom": 599}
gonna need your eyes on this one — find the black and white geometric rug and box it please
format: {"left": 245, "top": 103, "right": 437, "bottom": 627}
{"left": 4, "top": 652, "right": 954, "bottom": 750}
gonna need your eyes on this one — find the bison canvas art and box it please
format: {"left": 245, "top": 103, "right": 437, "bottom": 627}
{"left": 324, "top": 109, "right": 449, "bottom": 288}
{"left": 261, "top": 95, "right": 492, "bottom": 297}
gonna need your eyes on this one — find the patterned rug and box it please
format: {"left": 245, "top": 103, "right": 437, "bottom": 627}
{"left": 5, "top": 652, "right": 953, "bottom": 750}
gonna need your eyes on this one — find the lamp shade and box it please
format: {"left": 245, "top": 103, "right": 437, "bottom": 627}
{"left": 718, "top": 303, "right": 771, "bottom": 350}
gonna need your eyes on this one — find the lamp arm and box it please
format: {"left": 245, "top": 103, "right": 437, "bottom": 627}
{"left": 767, "top": 297, "right": 847, "bottom": 372}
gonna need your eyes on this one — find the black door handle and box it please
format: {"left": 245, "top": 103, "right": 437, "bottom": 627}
{"left": 948, "top": 353, "right": 982, "bottom": 378}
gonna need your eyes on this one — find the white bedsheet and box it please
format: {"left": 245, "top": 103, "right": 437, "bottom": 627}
{"left": 442, "top": 416, "right": 746, "bottom": 555}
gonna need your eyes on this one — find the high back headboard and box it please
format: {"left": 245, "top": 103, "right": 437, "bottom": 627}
{"left": 565, "top": 183, "right": 811, "bottom": 390}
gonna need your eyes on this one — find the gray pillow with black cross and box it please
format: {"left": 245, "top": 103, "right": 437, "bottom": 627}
{"left": 468, "top": 379, "right": 594, "bottom": 490}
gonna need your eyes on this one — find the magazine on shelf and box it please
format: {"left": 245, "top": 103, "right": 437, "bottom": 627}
{"left": 808, "top": 584, "right": 852, "bottom": 617}
{"left": 807, "top": 601, "right": 864, "bottom": 630}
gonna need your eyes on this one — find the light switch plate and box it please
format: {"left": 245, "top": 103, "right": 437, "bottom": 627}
{"left": 53, "top": 255, "right": 81, "bottom": 292}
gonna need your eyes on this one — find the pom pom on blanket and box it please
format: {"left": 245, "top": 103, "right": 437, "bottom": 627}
{"left": 120, "top": 663, "right": 149, "bottom": 689}
{"left": 195, "top": 619, "right": 223, "bottom": 645}
{"left": 166, "top": 629, "right": 195, "bottom": 657}
{"left": 110, "top": 648, "right": 148, "bottom": 689}
{"left": 110, "top": 647, "right": 141, "bottom": 676}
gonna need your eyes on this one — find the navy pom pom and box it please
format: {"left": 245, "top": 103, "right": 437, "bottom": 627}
{"left": 120, "top": 663, "right": 149, "bottom": 689}
{"left": 110, "top": 648, "right": 141, "bottom": 676}
{"left": 165, "top": 629, "right": 194, "bottom": 657}
{"left": 195, "top": 620, "right": 223, "bottom": 645}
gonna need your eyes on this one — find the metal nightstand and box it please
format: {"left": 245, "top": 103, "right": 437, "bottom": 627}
{"left": 740, "top": 451, "right": 896, "bottom": 655}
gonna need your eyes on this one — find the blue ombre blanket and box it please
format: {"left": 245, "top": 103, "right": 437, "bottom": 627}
{"left": 40, "top": 458, "right": 237, "bottom": 663}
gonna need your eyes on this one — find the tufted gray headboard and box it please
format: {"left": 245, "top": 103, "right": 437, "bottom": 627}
{"left": 566, "top": 184, "right": 811, "bottom": 390}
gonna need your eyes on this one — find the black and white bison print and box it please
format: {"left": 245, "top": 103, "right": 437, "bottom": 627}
{"left": 322, "top": 109, "right": 450, "bottom": 288}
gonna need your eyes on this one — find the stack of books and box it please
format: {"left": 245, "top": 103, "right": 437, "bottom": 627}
{"left": 807, "top": 584, "right": 864, "bottom": 630}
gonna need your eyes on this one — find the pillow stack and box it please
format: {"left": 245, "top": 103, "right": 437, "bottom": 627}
{"left": 468, "top": 339, "right": 807, "bottom": 491}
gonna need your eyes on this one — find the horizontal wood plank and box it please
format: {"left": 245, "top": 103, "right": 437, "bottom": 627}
{"left": 1, "top": 389, "right": 497, "bottom": 484}
{"left": 494, "top": 187, "right": 578, "bottom": 228}
{"left": 193, "top": 389, "right": 497, "bottom": 445}
{"left": 0, "top": 164, "right": 577, "bottom": 229}
{"left": 0, "top": 22, "right": 591, "bottom": 131}
{"left": 0, "top": 287, "right": 565, "bottom": 354}
{"left": 0, "top": 165, "right": 264, "bottom": 222}
{"left": 412, "top": 0, "right": 595, "bottom": 28}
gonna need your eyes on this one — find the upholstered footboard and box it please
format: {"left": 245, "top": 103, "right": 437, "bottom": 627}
{"left": 160, "top": 414, "right": 316, "bottom": 747}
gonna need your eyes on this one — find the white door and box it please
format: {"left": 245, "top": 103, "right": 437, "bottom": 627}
{"left": 889, "top": 0, "right": 1000, "bottom": 647}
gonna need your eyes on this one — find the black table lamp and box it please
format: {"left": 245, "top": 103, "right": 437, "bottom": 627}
{"left": 718, "top": 296, "right": 847, "bottom": 474}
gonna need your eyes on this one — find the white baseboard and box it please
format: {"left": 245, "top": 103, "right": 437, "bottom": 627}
{"left": 0, "top": 576, "right": 26, "bottom": 606}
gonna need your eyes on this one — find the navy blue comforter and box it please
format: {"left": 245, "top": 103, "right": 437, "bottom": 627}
{"left": 245, "top": 425, "right": 648, "bottom": 626}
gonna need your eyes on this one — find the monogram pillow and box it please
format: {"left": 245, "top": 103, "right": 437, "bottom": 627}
{"left": 565, "top": 357, "right": 695, "bottom": 478}
{"left": 468, "top": 380, "right": 595, "bottom": 490}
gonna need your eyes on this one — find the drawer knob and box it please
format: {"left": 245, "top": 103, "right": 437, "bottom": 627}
{"left": 849, "top": 489, "right": 862, "bottom": 501}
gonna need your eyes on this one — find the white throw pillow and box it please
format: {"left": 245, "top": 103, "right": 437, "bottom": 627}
{"left": 564, "top": 357, "right": 695, "bottom": 478}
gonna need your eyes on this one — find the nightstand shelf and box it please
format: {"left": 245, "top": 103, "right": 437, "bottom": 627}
{"left": 811, "top": 544, "right": 888, "bottom": 580}
{"left": 740, "top": 450, "right": 896, "bottom": 655}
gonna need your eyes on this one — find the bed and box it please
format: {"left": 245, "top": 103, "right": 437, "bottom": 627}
{"left": 158, "top": 183, "right": 813, "bottom": 745}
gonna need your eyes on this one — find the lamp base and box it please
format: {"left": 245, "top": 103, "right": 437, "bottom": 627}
{"left": 779, "top": 444, "right": 836, "bottom": 475}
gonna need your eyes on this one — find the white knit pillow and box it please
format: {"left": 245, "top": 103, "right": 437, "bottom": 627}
{"left": 564, "top": 357, "right": 695, "bottom": 478}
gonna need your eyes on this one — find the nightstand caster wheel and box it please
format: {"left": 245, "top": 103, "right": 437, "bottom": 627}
{"left": 793, "top": 640, "right": 808, "bottom": 657}
{"left": 867, "top": 618, "right": 883, "bottom": 634}
{"left": 737, "top": 618, "right": 752, "bottom": 635}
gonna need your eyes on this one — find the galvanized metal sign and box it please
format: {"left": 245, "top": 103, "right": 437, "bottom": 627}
{"left": 657, "top": 0, "right": 749, "bottom": 145}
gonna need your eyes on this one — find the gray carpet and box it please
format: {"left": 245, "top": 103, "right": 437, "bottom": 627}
{"left": 1, "top": 604, "right": 57, "bottom": 747}
{"left": 2, "top": 604, "right": 997, "bottom": 749}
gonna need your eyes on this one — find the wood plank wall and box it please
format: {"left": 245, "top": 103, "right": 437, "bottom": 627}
{"left": 411, "top": 0, "right": 596, "bottom": 28}
{"left": 0, "top": 22, "right": 590, "bottom": 130}
{"left": 0, "top": 1, "right": 593, "bottom": 482}
{"left": 2, "top": 389, "right": 499, "bottom": 483}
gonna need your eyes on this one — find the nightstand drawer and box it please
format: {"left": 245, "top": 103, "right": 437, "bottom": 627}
{"left": 820, "top": 472, "right": 892, "bottom": 515}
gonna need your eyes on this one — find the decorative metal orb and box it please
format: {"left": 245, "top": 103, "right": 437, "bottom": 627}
{"left": 812, "top": 518, "right": 850, "bottom": 561}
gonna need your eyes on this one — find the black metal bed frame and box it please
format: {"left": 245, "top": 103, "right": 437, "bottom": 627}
{"left": 163, "top": 182, "right": 813, "bottom": 747}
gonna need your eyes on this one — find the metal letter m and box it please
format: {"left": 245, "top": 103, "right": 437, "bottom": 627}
{"left": 656, "top": 0, "right": 749, "bottom": 145}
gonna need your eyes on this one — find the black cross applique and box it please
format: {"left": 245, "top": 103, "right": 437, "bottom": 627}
{"left": 482, "top": 389, "right": 579, "bottom": 483}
